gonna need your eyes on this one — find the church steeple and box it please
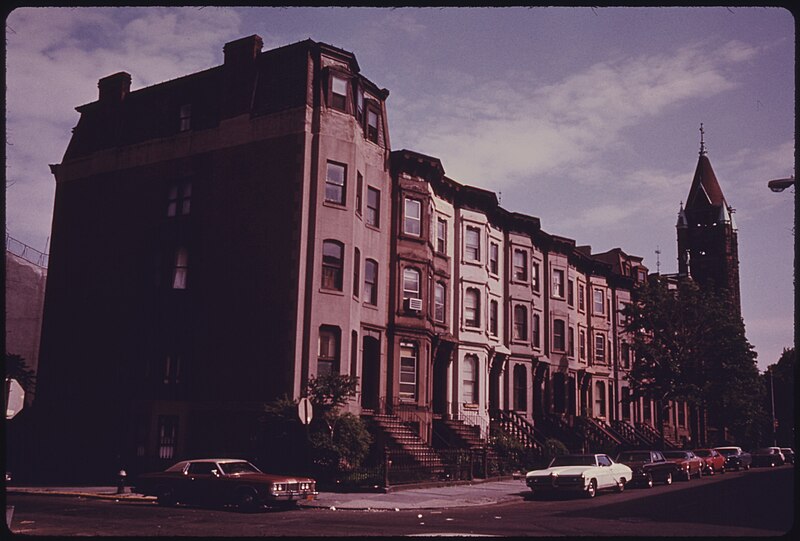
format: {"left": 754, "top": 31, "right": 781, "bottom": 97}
{"left": 676, "top": 125, "right": 741, "bottom": 314}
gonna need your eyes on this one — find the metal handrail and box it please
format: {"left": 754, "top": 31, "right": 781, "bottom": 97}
{"left": 6, "top": 233, "right": 49, "bottom": 268}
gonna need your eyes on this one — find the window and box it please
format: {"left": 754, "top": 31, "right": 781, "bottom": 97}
{"left": 579, "top": 330, "right": 586, "bottom": 360}
{"left": 366, "top": 187, "right": 380, "bottom": 227}
{"left": 437, "top": 218, "right": 447, "bottom": 254}
{"left": 179, "top": 104, "right": 192, "bottom": 132}
{"left": 404, "top": 198, "right": 422, "bottom": 236}
{"left": 553, "top": 319, "right": 566, "bottom": 351}
{"left": 620, "top": 342, "right": 630, "bottom": 369}
{"left": 167, "top": 182, "right": 192, "bottom": 217}
{"left": 464, "top": 288, "right": 481, "bottom": 327}
{"left": 532, "top": 314, "right": 540, "bottom": 348}
{"left": 621, "top": 387, "right": 631, "bottom": 420}
{"left": 489, "top": 299, "right": 499, "bottom": 336}
{"left": 593, "top": 288, "right": 605, "bottom": 315}
{"left": 325, "top": 162, "right": 346, "bottom": 205}
{"left": 399, "top": 343, "right": 418, "bottom": 399}
{"left": 532, "top": 262, "right": 540, "bottom": 292}
{"left": 568, "top": 279, "right": 575, "bottom": 306}
{"left": 353, "top": 248, "right": 360, "bottom": 298}
{"left": 322, "top": 240, "right": 344, "bottom": 291}
{"left": 513, "top": 365, "right": 527, "bottom": 411}
{"left": 364, "top": 259, "right": 378, "bottom": 305}
{"left": 162, "top": 354, "right": 181, "bottom": 385}
{"left": 513, "top": 249, "right": 528, "bottom": 281}
{"left": 350, "top": 330, "right": 358, "bottom": 378}
{"left": 434, "top": 282, "right": 446, "bottom": 323}
{"left": 318, "top": 326, "right": 340, "bottom": 376}
{"left": 462, "top": 355, "right": 479, "bottom": 404}
{"left": 403, "top": 268, "right": 421, "bottom": 299}
{"left": 513, "top": 304, "right": 528, "bottom": 341}
{"left": 172, "top": 247, "right": 189, "bottom": 289}
{"left": 465, "top": 226, "right": 481, "bottom": 262}
{"left": 595, "top": 381, "right": 606, "bottom": 417}
{"left": 578, "top": 284, "right": 585, "bottom": 311}
{"left": 367, "top": 109, "right": 379, "bottom": 143}
{"left": 355, "top": 85, "right": 364, "bottom": 122}
{"left": 356, "top": 172, "right": 363, "bottom": 215}
{"left": 568, "top": 327, "right": 575, "bottom": 356}
{"left": 158, "top": 415, "right": 178, "bottom": 460}
{"left": 553, "top": 269, "right": 565, "bottom": 298}
{"left": 595, "top": 334, "right": 606, "bottom": 362}
{"left": 489, "top": 242, "right": 499, "bottom": 274}
{"left": 331, "top": 73, "right": 348, "bottom": 112}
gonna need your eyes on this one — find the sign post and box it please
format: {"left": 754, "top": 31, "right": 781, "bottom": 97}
{"left": 297, "top": 397, "right": 313, "bottom": 476}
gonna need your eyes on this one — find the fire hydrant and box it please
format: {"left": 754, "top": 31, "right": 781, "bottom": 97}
{"left": 116, "top": 469, "right": 127, "bottom": 494}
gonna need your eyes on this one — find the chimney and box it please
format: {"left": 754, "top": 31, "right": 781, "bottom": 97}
{"left": 223, "top": 35, "right": 263, "bottom": 68}
{"left": 98, "top": 72, "right": 132, "bottom": 104}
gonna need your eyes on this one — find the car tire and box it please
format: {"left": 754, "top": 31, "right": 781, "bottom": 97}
{"left": 664, "top": 472, "right": 673, "bottom": 485}
{"left": 237, "top": 489, "right": 259, "bottom": 512}
{"left": 720, "top": 466, "right": 725, "bottom": 474}
{"left": 616, "top": 478, "right": 626, "bottom": 493}
{"left": 745, "top": 464, "right": 751, "bottom": 470}
{"left": 645, "top": 474, "right": 654, "bottom": 488}
{"left": 156, "top": 487, "right": 176, "bottom": 507}
{"left": 586, "top": 479, "right": 597, "bottom": 498}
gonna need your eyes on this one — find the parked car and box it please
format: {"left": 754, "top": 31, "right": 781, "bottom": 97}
{"left": 693, "top": 449, "right": 726, "bottom": 474}
{"left": 525, "top": 454, "right": 632, "bottom": 498}
{"left": 779, "top": 448, "right": 794, "bottom": 465}
{"left": 751, "top": 447, "right": 785, "bottom": 467}
{"left": 615, "top": 450, "right": 676, "bottom": 487}
{"left": 134, "top": 458, "right": 317, "bottom": 510}
{"left": 714, "top": 446, "right": 752, "bottom": 471}
{"left": 662, "top": 450, "right": 704, "bottom": 480}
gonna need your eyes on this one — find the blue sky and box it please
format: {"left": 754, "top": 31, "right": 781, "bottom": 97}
{"left": 5, "top": 6, "right": 794, "bottom": 371}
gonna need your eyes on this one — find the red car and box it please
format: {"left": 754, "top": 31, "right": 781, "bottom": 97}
{"left": 134, "top": 458, "right": 317, "bottom": 510}
{"left": 693, "top": 449, "right": 726, "bottom": 475}
{"left": 662, "top": 450, "right": 704, "bottom": 480}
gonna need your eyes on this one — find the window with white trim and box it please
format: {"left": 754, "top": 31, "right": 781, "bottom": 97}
{"left": 318, "top": 326, "right": 341, "bottom": 376}
{"left": 553, "top": 269, "right": 565, "bottom": 298}
{"left": 553, "top": 319, "right": 566, "bottom": 351}
{"left": 462, "top": 354, "right": 479, "bottom": 404}
{"left": 364, "top": 259, "right": 378, "bottom": 305}
{"left": 325, "top": 161, "right": 346, "bottom": 205}
{"left": 464, "top": 288, "right": 481, "bottom": 328}
{"left": 513, "top": 304, "right": 528, "bottom": 341}
{"left": 403, "top": 267, "right": 421, "bottom": 300}
{"left": 593, "top": 288, "right": 605, "bottom": 315}
{"left": 434, "top": 282, "right": 446, "bottom": 323}
{"left": 594, "top": 333, "right": 606, "bottom": 363}
{"left": 404, "top": 198, "right": 422, "bottom": 236}
{"left": 513, "top": 249, "right": 528, "bottom": 281}
{"left": 465, "top": 226, "right": 481, "bottom": 262}
{"left": 399, "top": 343, "right": 418, "bottom": 400}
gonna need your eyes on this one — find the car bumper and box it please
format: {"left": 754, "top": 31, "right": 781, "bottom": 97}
{"left": 526, "top": 478, "right": 587, "bottom": 492}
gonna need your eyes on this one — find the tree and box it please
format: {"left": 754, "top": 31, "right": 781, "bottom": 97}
{"left": 765, "top": 348, "right": 795, "bottom": 447}
{"left": 623, "top": 278, "right": 764, "bottom": 447}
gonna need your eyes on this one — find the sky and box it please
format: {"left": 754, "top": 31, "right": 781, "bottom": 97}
{"left": 5, "top": 6, "right": 795, "bottom": 372}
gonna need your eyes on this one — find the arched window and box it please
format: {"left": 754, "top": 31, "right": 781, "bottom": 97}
{"left": 513, "top": 364, "right": 527, "bottom": 411}
{"left": 464, "top": 288, "right": 481, "bottom": 327}
{"left": 462, "top": 355, "right": 479, "bottom": 404}
{"left": 322, "top": 240, "right": 344, "bottom": 291}
{"left": 595, "top": 381, "right": 606, "bottom": 417}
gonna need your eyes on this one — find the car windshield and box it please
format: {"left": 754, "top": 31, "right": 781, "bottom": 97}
{"left": 716, "top": 449, "right": 735, "bottom": 456}
{"left": 618, "top": 452, "right": 651, "bottom": 463}
{"left": 694, "top": 450, "right": 710, "bottom": 457}
{"left": 218, "top": 461, "right": 261, "bottom": 475}
{"left": 663, "top": 451, "right": 687, "bottom": 459}
{"left": 551, "top": 455, "right": 597, "bottom": 467}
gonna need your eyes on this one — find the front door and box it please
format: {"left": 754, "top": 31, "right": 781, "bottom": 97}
{"left": 361, "top": 336, "right": 380, "bottom": 411}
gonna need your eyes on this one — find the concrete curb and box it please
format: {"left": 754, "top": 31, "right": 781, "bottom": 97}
{"left": 7, "top": 488, "right": 155, "bottom": 503}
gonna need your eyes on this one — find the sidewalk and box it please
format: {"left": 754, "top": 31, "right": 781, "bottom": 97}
{"left": 6, "top": 478, "right": 530, "bottom": 510}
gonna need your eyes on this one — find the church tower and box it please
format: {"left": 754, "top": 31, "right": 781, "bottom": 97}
{"left": 676, "top": 124, "right": 741, "bottom": 314}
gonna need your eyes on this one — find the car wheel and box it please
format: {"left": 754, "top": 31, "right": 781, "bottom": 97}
{"left": 586, "top": 479, "right": 597, "bottom": 498}
{"left": 745, "top": 464, "right": 751, "bottom": 470}
{"left": 156, "top": 487, "right": 176, "bottom": 507}
{"left": 616, "top": 478, "right": 626, "bottom": 493}
{"left": 664, "top": 472, "right": 673, "bottom": 485}
{"left": 237, "top": 489, "right": 259, "bottom": 512}
{"left": 644, "top": 474, "right": 653, "bottom": 488}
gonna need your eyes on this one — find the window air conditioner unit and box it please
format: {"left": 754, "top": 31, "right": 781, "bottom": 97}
{"left": 407, "top": 297, "right": 423, "bottom": 312}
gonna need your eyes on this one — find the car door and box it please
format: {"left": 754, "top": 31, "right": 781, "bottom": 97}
{"left": 596, "top": 454, "right": 615, "bottom": 488}
{"left": 185, "top": 461, "right": 219, "bottom": 504}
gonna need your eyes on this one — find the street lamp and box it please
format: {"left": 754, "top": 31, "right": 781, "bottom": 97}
{"left": 767, "top": 176, "right": 795, "bottom": 192}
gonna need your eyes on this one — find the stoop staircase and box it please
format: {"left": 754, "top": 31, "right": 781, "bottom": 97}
{"left": 367, "top": 412, "right": 445, "bottom": 476}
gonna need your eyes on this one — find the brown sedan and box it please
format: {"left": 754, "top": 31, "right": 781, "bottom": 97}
{"left": 662, "top": 450, "right": 704, "bottom": 480}
{"left": 134, "top": 458, "right": 317, "bottom": 510}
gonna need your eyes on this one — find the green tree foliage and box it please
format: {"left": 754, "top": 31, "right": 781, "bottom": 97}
{"left": 623, "top": 279, "right": 764, "bottom": 447}
{"left": 5, "top": 353, "right": 36, "bottom": 393}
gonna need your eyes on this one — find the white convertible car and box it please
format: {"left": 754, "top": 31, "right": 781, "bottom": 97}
{"left": 525, "top": 453, "right": 632, "bottom": 498}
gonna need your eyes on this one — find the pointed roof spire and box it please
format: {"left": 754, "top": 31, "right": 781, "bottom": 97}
{"left": 677, "top": 201, "right": 688, "bottom": 228}
{"left": 686, "top": 124, "right": 726, "bottom": 209}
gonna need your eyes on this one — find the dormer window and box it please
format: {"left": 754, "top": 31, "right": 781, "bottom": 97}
{"left": 356, "top": 86, "right": 364, "bottom": 122}
{"left": 331, "top": 74, "right": 348, "bottom": 112}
